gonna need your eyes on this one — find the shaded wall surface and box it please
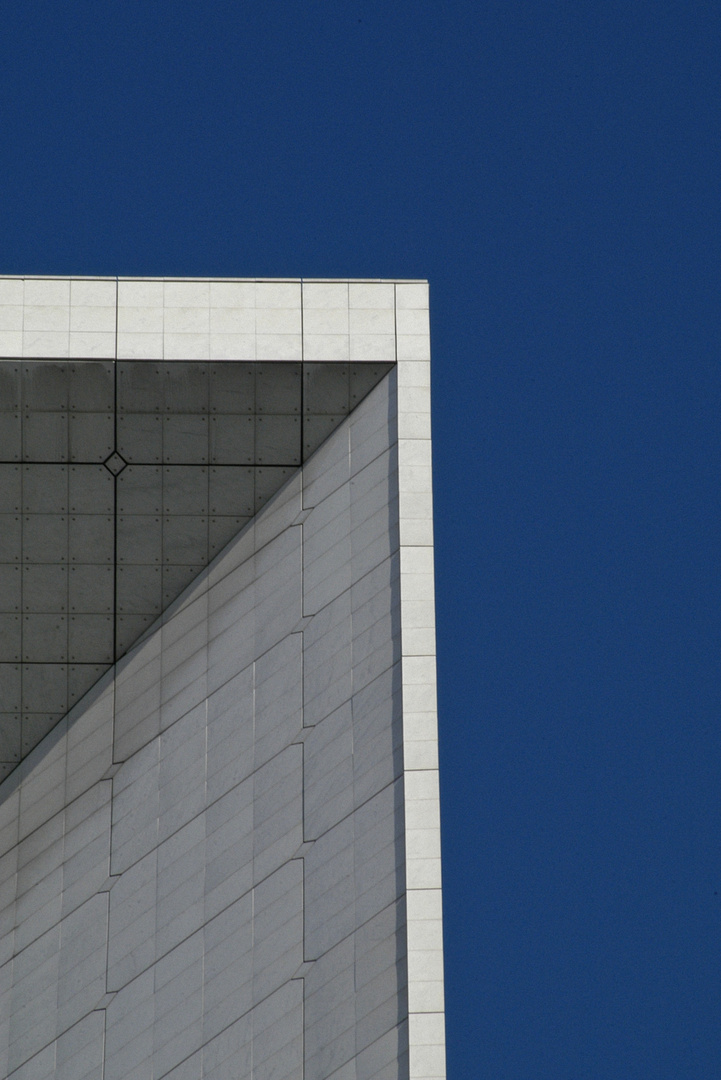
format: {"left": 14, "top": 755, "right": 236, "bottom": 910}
{"left": 0, "top": 375, "right": 411, "bottom": 1079}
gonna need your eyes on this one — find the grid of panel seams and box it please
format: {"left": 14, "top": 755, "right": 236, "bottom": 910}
{"left": 0, "top": 358, "right": 392, "bottom": 776}
{"left": 0, "top": 374, "right": 417, "bottom": 1080}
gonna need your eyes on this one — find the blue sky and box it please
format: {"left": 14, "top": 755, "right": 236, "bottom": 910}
{"left": 2, "top": 3, "right": 720, "bottom": 1076}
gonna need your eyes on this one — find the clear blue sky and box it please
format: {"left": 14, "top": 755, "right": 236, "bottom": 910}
{"left": 3, "top": 3, "right": 720, "bottom": 1076}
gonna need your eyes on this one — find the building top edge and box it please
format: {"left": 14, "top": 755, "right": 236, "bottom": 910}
{"left": 0, "top": 275, "right": 429, "bottom": 284}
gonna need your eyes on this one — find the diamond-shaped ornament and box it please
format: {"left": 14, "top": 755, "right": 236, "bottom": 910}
{"left": 104, "top": 451, "right": 127, "bottom": 476}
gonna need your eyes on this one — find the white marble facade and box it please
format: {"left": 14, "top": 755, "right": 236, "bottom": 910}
{"left": 0, "top": 280, "right": 444, "bottom": 1080}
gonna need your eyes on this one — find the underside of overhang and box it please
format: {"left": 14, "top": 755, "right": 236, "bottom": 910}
{"left": 0, "top": 359, "right": 394, "bottom": 775}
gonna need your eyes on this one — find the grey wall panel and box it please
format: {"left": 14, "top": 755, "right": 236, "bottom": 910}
{"left": 155, "top": 817, "right": 206, "bottom": 956}
{"left": 202, "top": 892, "right": 253, "bottom": 1041}
{"left": 107, "top": 848, "right": 158, "bottom": 991}
{"left": 0, "top": 665, "right": 21, "bottom": 712}
{"left": 205, "top": 664, "right": 254, "bottom": 804}
{"left": 56, "top": 1011, "right": 105, "bottom": 1080}
{"left": 303, "top": 702, "right": 354, "bottom": 841}
{"left": 113, "top": 644, "right": 162, "bottom": 762}
{"left": 56, "top": 892, "right": 108, "bottom": 1034}
{"left": 304, "top": 937, "right": 356, "bottom": 1078}
{"left": 204, "top": 783, "right": 254, "bottom": 924}
{"left": 303, "top": 592, "right": 352, "bottom": 727}
{"left": 302, "top": 485, "right": 352, "bottom": 616}
{"left": 0, "top": 467, "right": 21, "bottom": 513}
{"left": 153, "top": 932, "right": 204, "bottom": 1078}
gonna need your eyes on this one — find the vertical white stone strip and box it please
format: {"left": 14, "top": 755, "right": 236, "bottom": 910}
{"left": 396, "top": 281, "right": 446, "bottom": 1080}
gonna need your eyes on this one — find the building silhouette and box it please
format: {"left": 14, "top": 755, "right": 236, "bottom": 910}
{"left": 0, "top": 277, "right": 445, "bottom": 1079}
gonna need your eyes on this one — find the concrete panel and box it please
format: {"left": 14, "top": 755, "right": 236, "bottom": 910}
{"left": 116, "top": 466, "right": 162, "bottom": 515}
{"left": 203, "top": 892, "right": 253, "bottom": 1041}
{"left": 202, "top": 1011, "right": 252, "bottom": 1080}
{"left": 0, "top": 713, "right": 21, "bottom": 764}
{"left": 302, "top": 416, "right": 350, "bottom": 508}
{"left": 104, "top": 967, "right": 155, "bottom": 1080}
{"left": 56, "top": 1011, "right": 105, "bottom": 1080}
{"left": 254, "top": 633, "right": 303, "bottom": 766}
{"left": 303, "top": 592, "right": 352, "bottom": 726}
{"left": 252, "top": 859, "right": 303, "bottom": 1001}
{"left": 110, "top": 739, "right": 160, "bottom": 874}
{"left": 205, "top": 663, "right": 254, "bottom": 803}
{"left": 303, "top": 701, "right": 354, "bottom": 841}
{"left": 7, "top": 925, "right": 60, "bottom": 1072}
{"left": 107, "top": 848, "right": 158, "bottom": 991}
{"left": 251, "top": 980, "right": 304, "bottom": 1080}
{"left": 353, "top": 718, "right": 404, "bottom": 824}
{"left": 304, "top": 816, "right": 355, "bottom": 959}
{"left": 204, "top": 781, "right": 253, "bottom": 922}
{"left": 18, "top": 718, "right": 68, "bottom": 839}
{"left": 304, "top": 936, "right": 356, "bottom": 1078}
{"left": 113, "top": 642, "right": 162, "bottom": 762}
{"left": 61, "top": 783, "right": 111, "bottom": 915}
{"left": 153, "top": 932, "right": 204, "bottom": 1077}
{"left": 156, "top": 817, "right": 206, "bottom": 956}
{"left": 0, "top": 411, "right": 20, "bottom": 461}
{"left": 57, "top": 893, "right": 108, "bottom": 1035}
{"left": 253, "top": 745, "right": 303, "bottom": 883}
{"left": 305, "top": 361, "right": 350, "bottom": 414}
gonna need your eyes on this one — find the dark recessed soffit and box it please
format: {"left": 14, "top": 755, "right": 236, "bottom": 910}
{"left": 0, "top": 359, "right": 394, "bottom": 776}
